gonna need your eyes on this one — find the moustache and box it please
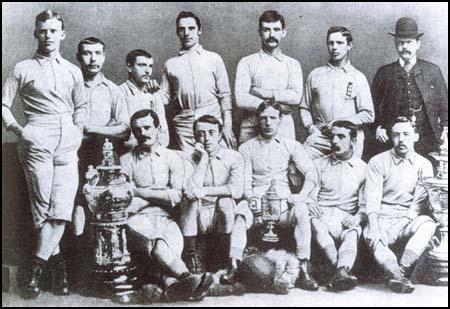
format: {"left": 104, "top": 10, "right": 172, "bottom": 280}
{"left": 401, "top": 50, "right": 411, "bottom": 55}
{"left": 266, "top": 38, "right": 279, "bottom": 43}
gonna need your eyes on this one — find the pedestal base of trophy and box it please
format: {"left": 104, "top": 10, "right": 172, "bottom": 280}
{"left": 422, "top": 250, "right": 448, "bottom": 286}
{"left": 91, "top": 264, "right": 140, "bottom": 303}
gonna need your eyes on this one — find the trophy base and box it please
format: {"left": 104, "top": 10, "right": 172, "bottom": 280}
{"left": 262, "top": 234, "right": 280, "bottom": 243}
{"left": 423, "top": 250, "right": 448, "bottom": 286}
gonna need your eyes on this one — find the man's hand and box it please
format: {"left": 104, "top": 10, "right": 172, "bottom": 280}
{"left": 342, "top": 214, "right": 362, "bottom": 229}
{"left": 365, "top": 223, "right": 385, "bottom": 249}
{"left": 249, "top": 87, "right": 273, "bottom": 100}
{"left": 222, "top": 125, "right": 237, "bottom": 149}
{"left": 146, "top": 79, "right": 160, "bottom": 93}
{"left": 307, "top": 201, "right": 324, "bottom": 218}
{"left": 307, "top": 124, "right": 322, "bottom": 136}
{"left": 8, "top": 122, "right": 24, "bottom": 138}
{"left": 194, "top": 143, "right": 209, "bottom": 160}
{"left": 184, "top": 186, "right": 207, "bottom": 201}
{"left": 376, "top": 126, "right": 389, "bottom": 143}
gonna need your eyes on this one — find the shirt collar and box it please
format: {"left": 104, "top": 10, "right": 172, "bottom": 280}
{"left": 126, "top": 79, "right": 147, "bottom": 95}
{"left": 136, "top": 146, "right": 161, "bottom": 159}
{"left": 257, "top": 134, "right": 281, "bottom": 145}
{"left": 179, "top": 44, "right": 203, "bottom": 56}
{"left": 390, "top": 149, "right": 416, "bottom": 166}
{"left": 330, "top": 154, "right": 356, "bottom": 167}
{"left": 399, "top": 57, "right": 417, "bottom": 68}
{"left": 326, "top": 60, "right": 353, "bottom": 73}
{"left": 34, "top": 52, "right": 63, "bottom": 65}
{"left": 209, "top": 146, "right": 226, "bottom": 160}
{"left": 84, "top": 72, "right": 108, "bottom": 88}
{"left": 259, "top": 48, "right": 285, "bottom": 62}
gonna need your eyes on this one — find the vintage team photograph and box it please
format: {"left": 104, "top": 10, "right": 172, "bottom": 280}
{"left": 2, "top": 2, "right": 448, "bottom": 307}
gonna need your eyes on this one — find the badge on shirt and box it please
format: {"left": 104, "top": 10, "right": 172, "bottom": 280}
{"left": 344, "top": 82, "right": 354, "bottom": 100}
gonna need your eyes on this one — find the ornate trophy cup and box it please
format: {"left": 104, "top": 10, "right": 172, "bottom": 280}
{"left": 83, "top": 139, "right": 139, "bottom": 303}
{"left": 419, "top": 127, "right": 448, "bottom": 286}
{"left": 261, "top": 179, "right": 286, "bottom": 243}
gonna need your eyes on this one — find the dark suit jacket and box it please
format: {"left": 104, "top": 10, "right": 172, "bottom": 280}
{"left": 371, "top": 59, "right": 448, "bottom": 141}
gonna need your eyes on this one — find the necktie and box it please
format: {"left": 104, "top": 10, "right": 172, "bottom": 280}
{"left": 404, "top": 61, "right": 413, "bottom": 73}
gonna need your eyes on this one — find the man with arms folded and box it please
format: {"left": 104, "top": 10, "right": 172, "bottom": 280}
{"left": 235, "top": 10, "right": 303, "bottom": 145}
{"left": 160, "top": 11, "right": 236, "bottom": 151}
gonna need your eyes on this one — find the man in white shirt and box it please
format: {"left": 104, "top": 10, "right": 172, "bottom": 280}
{"left": 235, "top": 10, "right": 303, "bottom": 145}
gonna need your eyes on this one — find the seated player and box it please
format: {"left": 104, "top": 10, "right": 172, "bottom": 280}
{"left": 180, "top": 115, "right": 247, "bottom": 277}
{"left": 311, "top": 121, "right": 367, "bottom": 291}
{"left": 236, "top": 99, "right": 320, "bottom": 291}
{"left": 364, "top": 116, "right": 436, "bottom": 293}
{"left": 120, "top": 109, "right": 213, "bottom": 301}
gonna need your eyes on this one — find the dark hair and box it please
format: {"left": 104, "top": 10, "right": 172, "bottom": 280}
{"left": 77, "top": 37, "right": 105, "bottom": 54}
{"left": 388, "top": 116, "right": 417, "bottom": 135}
{"left": 126, "top": 49, "right": 152, "bottom": 67}
{"left": 176, "top": 11, "right": 202, "bottom": 29}
{"left": 327, "top": 26, "right": 353, "bottom": 44}
{"left": 130, "top": 109, "right": 160, "bottom": 137}
{"left": 194, "top": 115, "right": 223, "bottom": 133}
{"left": 256, "top": 99, "right": 289, "bottom": 118}
{"left": 259, "top": 10, "right": 285, "bottom": 29}
{"left": 332, "top": 120, "right": 358, "bottom": 139}
{"left": 35, "top": 9, "right": 64, "bottom": 30}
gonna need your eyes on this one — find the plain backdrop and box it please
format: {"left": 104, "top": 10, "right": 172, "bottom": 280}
{"left": 2, "top": 2, "right": 448, "bottom": 144}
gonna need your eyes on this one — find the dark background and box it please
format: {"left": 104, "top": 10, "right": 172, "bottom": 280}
{"left": 2, "top": 2, "right": 448, "bottom": 144}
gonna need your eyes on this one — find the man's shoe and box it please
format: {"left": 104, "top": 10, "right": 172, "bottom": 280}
{"left": 51, "top": 256, "right": 70, "bottom": 295}
{"left": 296, "top": 259, "right": 319, "bottom": 291}
{"left": 189, "top": 272, "right": 214, "bottom": 301}
{"left": 387, "top": 273, "right": 415, "bottom": 293}
{"left": 165, "top": 272, "right": 213, "bottom": 302}
{"left": 220, "top": 258, "right": 240, "bottom": 285}
{"left": 184, "top": 253, "right": 205, "bottom": 275}
{"left": 22, "top": 258, "right": 45, "bottom": 299}
{"left": 326, "top": 267, "right": 358, "bottom": 291}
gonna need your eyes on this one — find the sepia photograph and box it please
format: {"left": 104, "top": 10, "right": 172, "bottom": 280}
{"left": 2, "top": 2, "right": 448, "bottom": 307}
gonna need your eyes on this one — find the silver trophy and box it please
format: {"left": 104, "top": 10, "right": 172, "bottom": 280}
{"left": 261, "top": 179, "right": 286, "bottom": 243}
{"left": 419, "top": 127, "right": 448, "bottom": 286}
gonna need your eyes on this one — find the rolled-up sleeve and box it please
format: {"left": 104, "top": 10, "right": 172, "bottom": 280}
{"left": 214, "top": 55, "right": 232, "bottom": 112}
{"left": 112, "top": 86, "right": 129, "bottom": 127}
{"left": 273, "top": 59, "right": 303, "bottom": 105}
{"left": 365, "top": 157, "right": 384, "bottom": 215}
{"left": 226, "top": 152, "right": 245, "bottom": 199}
{"left": 238, "top": 143, "right": 254, "bottom": 200}
{"left": 2, "top": 67, "right": 20, "bottom": 128}
{"left": 235, "top": 58, "right": 264, "bottom": 111}
{"left": 72, "top": 68, "right": 87, "bottom": 128}
{"left": 167, "top": 153, "right": 184, "bottom": 206}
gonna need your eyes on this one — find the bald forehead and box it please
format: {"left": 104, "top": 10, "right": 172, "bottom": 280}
{"left": 391, "top": 122, "right": 415, "bottom": 133}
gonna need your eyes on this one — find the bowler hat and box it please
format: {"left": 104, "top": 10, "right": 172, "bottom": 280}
{"left": 389, "top": 17, "right": 424, "bottom": 38}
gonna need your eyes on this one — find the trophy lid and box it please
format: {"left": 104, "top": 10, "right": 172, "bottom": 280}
{"left": 264, "top": 179, "right": 282, "bottom": 200}
{"left": 98, "top": 138, "right": 121, "bottom": 171}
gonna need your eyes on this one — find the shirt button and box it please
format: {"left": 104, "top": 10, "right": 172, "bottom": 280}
{"left": 407, "top": 82, "right": 411, "bottom": 85}
{"left": 408, "top": 91, "right": 411, "bottom": 94}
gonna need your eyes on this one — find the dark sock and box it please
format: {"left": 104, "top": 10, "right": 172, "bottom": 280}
{"left": 184, "top": 236, "right": 197, "bottom": 256}
{"left": 32, "top": 256, "right": 47, "bottom": 267}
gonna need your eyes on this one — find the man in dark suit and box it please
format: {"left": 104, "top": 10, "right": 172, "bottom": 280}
{"left": 366, "top": 17, "right": 448, "bottom": 163}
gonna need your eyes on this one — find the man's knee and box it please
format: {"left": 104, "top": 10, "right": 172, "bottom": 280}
{"left": 412, "top": 215, "right": 436, "bottom": 236}
{"left": 217, "top": 198, "right": 235, "bottom": 218}
{"left": 311, "top": 217, "right": 327, "bottom": 235}
{"left": 292, "top": 202, "right": 309, "bottom": 223}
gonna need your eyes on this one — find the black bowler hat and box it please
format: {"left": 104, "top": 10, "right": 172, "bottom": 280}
{"left": 389, "top": 17, "right": 424, "bottom": 38}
